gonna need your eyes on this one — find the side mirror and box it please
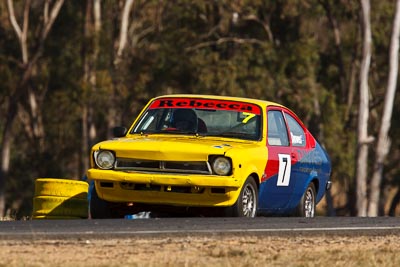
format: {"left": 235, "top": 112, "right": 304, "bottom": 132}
{"left": 113, "top": 126, "right": 128, "bottom": 137}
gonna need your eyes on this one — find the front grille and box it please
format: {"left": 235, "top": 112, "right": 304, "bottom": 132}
{"left": 115, "top": 158, "right": 212, "bottom": 174}
{"left": 117, "top": 159, "right": 159, "bottom": 169}
{"left": 120, "top": 182, "right": 205, "bottom": 194}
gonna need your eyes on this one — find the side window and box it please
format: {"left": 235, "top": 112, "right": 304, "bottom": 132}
{"left": 267, "top": 110, "right": 289, "bottom": 146}
{"left": 285, "top": 113, "right": 306, "bottom": 147}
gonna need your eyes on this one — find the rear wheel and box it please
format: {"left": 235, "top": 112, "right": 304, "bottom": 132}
{"left": 295, "top": 183, "right": 316, "bottom": 217}
{"left": 226, "top": 176, "right": 258, "bottom": 217}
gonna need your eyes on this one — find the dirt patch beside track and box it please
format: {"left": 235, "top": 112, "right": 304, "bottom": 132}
{"left": 1, "top": 234, "right": 400, "bottom": 266}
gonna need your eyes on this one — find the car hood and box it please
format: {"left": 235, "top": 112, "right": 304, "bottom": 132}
{"left": 94, "top": 135, "right": 258, "bottom": 161}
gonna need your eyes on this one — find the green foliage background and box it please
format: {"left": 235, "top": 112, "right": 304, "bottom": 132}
{"left": 0, "top": 0, "right": 399, "bottom": 217}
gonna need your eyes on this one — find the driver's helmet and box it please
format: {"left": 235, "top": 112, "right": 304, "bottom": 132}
{"left": 172, "top": 108, "right": 198, "bottom": 132}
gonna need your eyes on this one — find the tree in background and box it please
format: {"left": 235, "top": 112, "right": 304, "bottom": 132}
{"left": 368, "top": 0, "right": 400, "bottom": 216}
{"left": 356, "top": 0, "right": 373, "bottom": 217}
{"left": 81, "top": 0, "right": 101, "bottom": 175}
{"left": 0, "top": 0, "right": 64, "bottom": 217}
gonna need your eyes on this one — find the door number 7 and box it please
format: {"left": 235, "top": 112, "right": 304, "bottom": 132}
{"left": 277, "top": 154, "right": 291, "bottom": 186}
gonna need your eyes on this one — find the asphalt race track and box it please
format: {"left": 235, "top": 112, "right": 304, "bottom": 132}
{"left": 0, "top": 217, "right": 399, "bottom": 240}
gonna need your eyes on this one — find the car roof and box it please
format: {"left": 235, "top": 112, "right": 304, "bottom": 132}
{"left": 153, "top": 94, "right": 285, "bottom": 108}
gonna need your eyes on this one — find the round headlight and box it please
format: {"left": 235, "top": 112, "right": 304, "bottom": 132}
{"left": 212, "top": 157, "right": 231, "bottom": 175}
{"left": 95, "top": 150, "right": 115, "bottom": 169}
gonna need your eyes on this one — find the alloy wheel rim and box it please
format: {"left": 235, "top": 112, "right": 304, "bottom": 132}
{"left": 242, "top": 185, "right": 256, "bottom": 217}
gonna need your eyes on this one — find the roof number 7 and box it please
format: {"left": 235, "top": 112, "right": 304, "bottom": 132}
{"left": 242, "top": 112, "right": 255, "bottom": 123}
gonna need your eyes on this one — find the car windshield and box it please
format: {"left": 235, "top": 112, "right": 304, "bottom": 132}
{"left": 131, "top": 98, "right": 262, "bottom": 141}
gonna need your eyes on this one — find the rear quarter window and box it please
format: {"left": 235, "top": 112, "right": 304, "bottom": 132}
{"left": 285, "top": 113, "right": 306, "bottom": 147}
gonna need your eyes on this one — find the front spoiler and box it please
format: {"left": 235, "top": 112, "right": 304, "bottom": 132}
{"left": 87, "top": 169, "right": 242, "bottom": 207}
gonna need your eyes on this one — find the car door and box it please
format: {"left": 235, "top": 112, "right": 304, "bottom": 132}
{"left": 283, "top": 110, "right": 315, "bottom": 207}
{"left": 259, "top": 108, "right": 296, "bottom": 210}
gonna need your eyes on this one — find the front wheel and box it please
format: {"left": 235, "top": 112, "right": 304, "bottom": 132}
{"left": 226, "top": 177, "right": 258, "bottom": 217}
{"left": 295, "top": 182, "right": 316, "bottom": 218}
{"left": 90, "top": 186, "right": 113, "bottom": 219}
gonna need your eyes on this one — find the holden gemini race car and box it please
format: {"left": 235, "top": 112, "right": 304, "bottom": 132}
{"left": 87, "top": 95, "right": 331, "bottom": 218}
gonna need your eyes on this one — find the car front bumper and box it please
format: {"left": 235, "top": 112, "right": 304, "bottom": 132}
{"left": 87, "top": 169, "right": 242, "bottom": 207}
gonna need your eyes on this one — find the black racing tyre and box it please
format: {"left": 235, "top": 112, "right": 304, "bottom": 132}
{"left": 32, "top": 196, "right": 88, "bottom": 219}
{"left": 295, "top": 182, "right": 316, "bottom": 218}
{"left": 225, "top": 176, "right": 258, "bottom": 217}
{"left": 90, "top": 187, "right": 113, "bottom": 219}
{"left": 34, "top": 178, "right": 88, "bottom": 199}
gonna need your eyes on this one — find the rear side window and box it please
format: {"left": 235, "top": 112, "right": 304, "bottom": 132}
{"left": 267, "top": 110, "right": 289, "bottom": 146}
{"left": 285, "top": 113, "right": 306, "bottom": 147}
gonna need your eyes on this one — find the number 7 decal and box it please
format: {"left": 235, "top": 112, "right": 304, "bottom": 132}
{"left": 277, "top": 154, "right": 291, "bottom": 186}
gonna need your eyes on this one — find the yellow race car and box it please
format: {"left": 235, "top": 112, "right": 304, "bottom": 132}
{"left": 87, "top": 95, "right": 331, "bottom": 218}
